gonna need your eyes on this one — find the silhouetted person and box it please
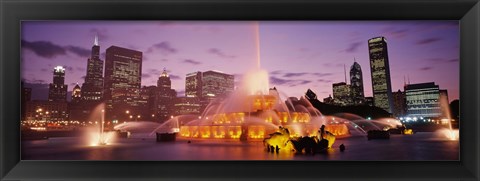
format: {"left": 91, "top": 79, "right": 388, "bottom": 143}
{"left": 270, "top": 145, "right": 275, "bottom": 153}
{"left": 340, "top": 144, "right": 345, "bottom": 152}
{"left": 267, "top": 145, "right": 270, "bottom": 152}
{"left": 320, "top": 125, "right": 326, "bottom": 140}
{"left": 275, "top": 145, "right": 280, "bottom": 153}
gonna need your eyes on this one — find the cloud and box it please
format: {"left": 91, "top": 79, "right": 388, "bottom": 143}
{"left": 65, "top": 46, "right": 90, "bottom": 57}
{"left": 170, "top": 74, "right": 182, "bottom": 80}
{"left": 22, "top": 40, "right": 66, "bottom": 58}
{"left": 270, "top": 76, "right": 295, "bottom": 85}
{"left": 22, "top": 40, "right": 91, "bottom": 59}
{"left": 269, "top": 76, "right": 314, "bottom": 87}
{"left": 182, "top": 59, "right": 201, "bottom": 65}
{"left": 317, "top": 79, "right": 332, "bottom": 83}
{"left": 284, "top": 73, "right": 308, "bottom": 77}
{"left": 63, "top": 65, "right": 74, "bottom": 72}
{"left": 382, "top": 27, "right": 409, "bottom": 38}
{"left": 24, "top": 78, "right": 47, "bottom": 84}
{"left": 207, "top": 48, "right": 236, "bottom": 59}
{"left": 147, "top": 68, "right": 161, "bottom": 75}
{"left": 270, "top": 70, "right": 283, "bottom": 75}
{"left": 416, "top": 37, "right": 442, "bottom": 45}
{"left": 426, "top": 58, "right": 459, "bottom": 63}
{"left": 76, "top": 67, "right": 86, "bottom": 72}
{"left": 142, "top": 73, "right": 151, "bottom": 79}
{"left": 312, "top": 73, "right": 333, "bottom": 77}
{"left": 281, "top": 72, "right": 332, "bottom": 78}
{"left": 299, "top": 80, "right": 312, "bottom": 85}
{"left": 419, "top": 67, "right": 433, "bottom": 71}
{"left": 344, "top": 41, "right": 362, "bottom": 53}
{"left": 147, "top": 42, "right": 177, "bottom": 55}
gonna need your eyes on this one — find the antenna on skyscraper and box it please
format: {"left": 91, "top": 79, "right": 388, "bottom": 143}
{"left": 344, "top": 64, "right": 347, "bottom": 83}
{"left": 94, "top": 34, "right": 98, "bottom": 46}
{"left": 354, "top": 57, "right": 356, "bottom": 63}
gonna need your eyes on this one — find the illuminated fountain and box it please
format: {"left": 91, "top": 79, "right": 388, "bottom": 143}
{"left": 154, "top": 22, "right": 350, "bottom": 141}
{"left": 86, "top": 103, "right": 116, "bottom": 146}
{"left": 435, "top": 97, "right": 459, "bottom": 140}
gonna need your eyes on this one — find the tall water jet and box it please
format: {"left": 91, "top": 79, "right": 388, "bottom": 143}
{"left": 87, "top": 103, "right": 115, "bottom": 146}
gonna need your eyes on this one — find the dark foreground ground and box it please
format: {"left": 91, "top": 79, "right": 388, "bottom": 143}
{"left": 22, "top": 132, "right": 459, "bottom": 160}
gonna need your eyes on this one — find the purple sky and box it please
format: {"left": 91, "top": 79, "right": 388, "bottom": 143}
{"left": 21, "top": 21, "right": 460, "bottom": 101}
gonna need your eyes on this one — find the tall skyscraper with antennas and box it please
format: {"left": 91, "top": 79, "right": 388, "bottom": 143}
{"left": 81, "top": 35, "right": 104, "bottom": 104}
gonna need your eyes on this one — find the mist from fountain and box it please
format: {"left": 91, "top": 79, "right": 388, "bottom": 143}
{"left": 86, "top": 103, "right": 116, "bottom": 146}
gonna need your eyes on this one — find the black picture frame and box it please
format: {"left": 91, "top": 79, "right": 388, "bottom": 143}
{"left": 1, "top": 0, "right": 479, "bottom": 180}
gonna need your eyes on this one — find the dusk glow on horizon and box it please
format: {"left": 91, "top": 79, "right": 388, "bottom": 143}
{"left": 21, "top": 21, "right": 459, "bottom": 101}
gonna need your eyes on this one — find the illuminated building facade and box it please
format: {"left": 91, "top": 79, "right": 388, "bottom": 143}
{"left": 21, "top": 82, "right": 32, "bottom": 121}
{"left": 332, "top": 82, "right": 352, "bottom": 106}
{"left": 405, "top": 82, "right": 441, "bottom": 118}
{"left": 81, "top": 36, "right": 104, "bottom": 103}
{"left": 185, "top": 71, "right": 202, "bottom": 98}
{"left": 184, "top": 70, "right": 234, "bottom": 113}
{"left": 350, "top": 61, "right": 364, "bottom": 105}
{"left": 104, "top": 46, "right": 143, "bottom": 120}
{"left": 201, "top": 70, "right": 234, "bottom": 98}
{"left": 174, "top": 97, "right": 201, "bottom": 115}
{"left": 368, "top": 36, "right": 393, "bottom": 113}
{"left": 25, "top": 100, "right": 68, "bottom": 122}
{"left": 156, "top": 68, "right": 177, "bottom": 121}
{"left": 48, "top": 66, "right": 68, "bottom": 102}
{"left": 71, "top": 84, "right": 82, "bottom": 104}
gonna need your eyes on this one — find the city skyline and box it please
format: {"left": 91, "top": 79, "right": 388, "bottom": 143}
{"left": 21, "top": 21, "right": 460, "bottom": 101}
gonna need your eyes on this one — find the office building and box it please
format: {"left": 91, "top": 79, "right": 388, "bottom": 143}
{"left": 368, "top": 36, "right": 394, "bottom": 113}
{"left": 48, "top": 66, "right": 68, "bottom": 102}
{"left": 156, "top": 68, "right": 177, "bottom": 121}
{"left": 350, "top": 60, "right": 364, "bottom": 105}
{"left": 81, "top": 36, "right": 104, "bottom": 103}
{"left": 174, "top": 97, "right": 201, "bottom": 115}
{"left": 104, "top": 46, "right": 143, "bottom": 120}
{"left": 405, "top": 82, "right": 441, "bottom": 118}
{"left": 332, "top": 82, "right": 352, "bottom": 106}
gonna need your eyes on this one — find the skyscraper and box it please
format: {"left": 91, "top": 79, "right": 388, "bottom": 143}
{"left": 71, "top": 84, "right": 82, "bottom": 104}
{"left": 201, "top": 70, "right": 234, "bottom": 99}
{"left": 185, "top": 71, "right": 202, "bottom": 98}
{"left": 332, "top": 82, "right": 352, "bottom": 106}
{"left": 104, "top": 46, "right": 143, "bottom": 120}
{"left": 368, "top": 36, "right": 393, "bottom": 113}
{"left": 48, "top": 66, "right": 68, "bottom": 101}
{"left": 156, "top": 68, "right": 177, "bottom": 121}
{"left": 81, "top": 35, "right": 104, "bottom": 103}
{"left": 350, "top": 60, "right": 364, "bottom": 105}
{"left": 184, "top": 70, "right": 234, "bottom": 113}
